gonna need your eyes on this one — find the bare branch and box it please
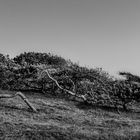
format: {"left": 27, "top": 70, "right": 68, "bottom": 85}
{"left": 39, "top": 69, "right": 87, "bottom": 101}
{"left": 0, "top": 92, "right": 37, "bottom": 112}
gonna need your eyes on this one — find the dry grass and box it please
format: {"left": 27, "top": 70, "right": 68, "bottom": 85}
{"left": 0, "top": 90, "right": 140, "bottom": 139}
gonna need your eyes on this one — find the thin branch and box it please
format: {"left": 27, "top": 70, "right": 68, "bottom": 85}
{"left": 69, "top": 78, "right": 76, "bottom": 92}
{"left": 39, "top": 69, "right": 87, "bottom": 101}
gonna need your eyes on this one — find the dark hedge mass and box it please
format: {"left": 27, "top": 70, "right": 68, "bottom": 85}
{"left": 1, "top": 52, "right": 140, "bottom": 112}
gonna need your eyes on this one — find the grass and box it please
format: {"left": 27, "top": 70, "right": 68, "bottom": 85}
{"left": 0, "top": 90, "right": 140, "bottom": 139}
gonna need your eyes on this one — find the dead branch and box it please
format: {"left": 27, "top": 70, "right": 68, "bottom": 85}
{"left": 69, "top": 78, "right": 76, "bottom": 92}
{"left": 0, "top": 92, "right": 37, "bottom": 112}
{"left": 38, "top": 68, "right": 115, "bottom": 106}
{"left": 39, "top": 69, "right": 87, "bottom": 102}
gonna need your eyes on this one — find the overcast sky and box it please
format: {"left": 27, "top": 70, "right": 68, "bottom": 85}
{"left": 0, "top": 0, "right": 140, "bottom": 77}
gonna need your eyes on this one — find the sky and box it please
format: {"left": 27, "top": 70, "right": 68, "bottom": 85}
{"left": 0, "top": 0, "right": 140, "bottom": 77}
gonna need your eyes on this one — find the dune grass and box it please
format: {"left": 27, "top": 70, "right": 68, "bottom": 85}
{"left": 0, "top": 90, "right": 139, "bottom": 140}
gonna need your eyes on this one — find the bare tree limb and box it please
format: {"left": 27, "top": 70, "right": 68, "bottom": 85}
{"left": 39, "top": 69, "right": 87, "bottom": 101}
{"left": 0, "top": 92, "right": 37, "bottom": 112}
{"left": 37, "top": 67, "right": 114, "bottom": 106}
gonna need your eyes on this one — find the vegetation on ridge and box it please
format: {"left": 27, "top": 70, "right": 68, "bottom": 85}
{"left": 0, "top": 52, "right": 140, "bottom": 139}
{"left": 0, "top": 52, "right": 140, "bottom": 112}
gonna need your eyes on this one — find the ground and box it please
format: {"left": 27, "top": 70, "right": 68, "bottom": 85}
{"left": 0, "top": 90, "right": 140, "bottom": 140}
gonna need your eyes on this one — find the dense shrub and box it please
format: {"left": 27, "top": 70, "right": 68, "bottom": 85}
{"left": 119, "top": 71, "right": 140, "bottom": 83}
{"left": 13, "top": 52, "right": 67, "bottom": 66}
{"left": 1, "top": 52, "right": 140, "bottom": 111}
{"left": 107, "top": 80, "right": 140, "bottom": 110}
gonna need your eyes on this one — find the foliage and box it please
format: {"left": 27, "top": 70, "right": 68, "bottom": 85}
{"left": 119, "top": 71, "right": 140, "bottom": 82}
{"left": 13, "top": 52, "right": 67, "bottom": 66}
{"left": 1, "top": 52, "right": 140, "bottom": 111}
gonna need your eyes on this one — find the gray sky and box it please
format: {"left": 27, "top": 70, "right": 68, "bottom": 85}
{"left": 0, "top": 0, "right": 140, "bottom": 77}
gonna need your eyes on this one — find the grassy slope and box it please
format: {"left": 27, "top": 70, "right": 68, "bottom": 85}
{"left": 0, "top": 91, "right": 140, "bottom": 140}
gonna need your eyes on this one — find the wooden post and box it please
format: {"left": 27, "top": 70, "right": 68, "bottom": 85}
{"left": 0, "top": 92, "right": 37, "bottom": 112}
